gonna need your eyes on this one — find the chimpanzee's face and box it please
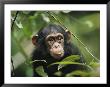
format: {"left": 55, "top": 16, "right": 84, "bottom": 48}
{"left": 45, "top": 33, "right": 64, "bottom": 59}
{"left": 32, "top": 24, "right": 71, "bottom": 59}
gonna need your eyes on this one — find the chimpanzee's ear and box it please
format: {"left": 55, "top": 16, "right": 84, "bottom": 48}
{"left": 32, "top": 35, "right": 38, "bottom": 46}
{"left": 65, "top": 30, "right": 71, "bottom": 42}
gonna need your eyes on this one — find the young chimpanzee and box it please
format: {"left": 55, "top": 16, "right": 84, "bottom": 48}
{"left": 32, "top": 24, "right": 84, "bottom": 77}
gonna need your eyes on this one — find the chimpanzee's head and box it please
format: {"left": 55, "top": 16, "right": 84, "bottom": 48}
{"left": 32, "top": 24, "right": 71, "bottom": 59}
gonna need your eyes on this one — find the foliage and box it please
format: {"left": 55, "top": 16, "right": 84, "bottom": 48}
{"left": 11, "top": 11, "right": 100, "bottom": 77}
{"left": 35, "top": 66, "right": 48, "bottom": 77}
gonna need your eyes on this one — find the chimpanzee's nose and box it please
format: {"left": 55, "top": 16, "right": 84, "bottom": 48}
{"left": 54, "top": 45, "right": 59, "bottom": 48}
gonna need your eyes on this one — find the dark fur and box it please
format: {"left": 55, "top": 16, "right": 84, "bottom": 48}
{"left": 32, "top": 24, "right": 84, "bottom": 77}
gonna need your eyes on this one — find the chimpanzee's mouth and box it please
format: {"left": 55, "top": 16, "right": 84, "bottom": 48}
{"left": 50, "top": 48, "right": 64, "bottom": 59}
{"left": 52, "top": 52, "right": 64, "bottom": 59}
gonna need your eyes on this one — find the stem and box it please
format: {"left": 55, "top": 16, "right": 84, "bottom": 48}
{"left": 11, "top": 57, "right": 15, "bottom": 76}
{"left": 11, "top": 11, "right": 30, "bottom": 64}
{"left": 11, "top": 11, "right": 19, "bottom": 76}
{"left": 11, "top": 11, "right": 19, "bottom": 31}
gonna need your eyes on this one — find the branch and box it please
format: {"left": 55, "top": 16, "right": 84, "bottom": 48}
{"left": 11, "top": 11, "right": 19, "bottom": 76}
{"left": 11, "top": 11, "right": 19, "bottom": 31}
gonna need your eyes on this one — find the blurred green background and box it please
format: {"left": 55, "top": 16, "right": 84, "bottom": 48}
{"left": 11, "top": 11, "right": 100, "bottom": 77}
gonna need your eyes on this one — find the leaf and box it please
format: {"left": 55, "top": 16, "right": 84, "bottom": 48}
{"left": 15, "top": 21, "right": 23, "bottom": 29}
{"left": 49, "top": 61, "right": 93, "bottom": 71}
{"left": 35, "top": 66, "right": 48, "bottom": 77}
{"left": 52, "top": 61, "right": 80, "bottom": 65}
{"left": 41, "top": 13, "right": 50, "bottom": 23}
{"left": 62, "top": 11, "right": 71, "bottom": 13}
{"left": 62, "top": 55, "right": 80, "bottom": 62}
{"left": 89, "top": 61, "right": 100, "bottom": 70}
{"left": 48, "top": 55, "right": 80, "bottom": 69}
{"left": 46, "top": 11, "right": 58, "bottom": 23}
{"left": 58, "top": 55, "right": 80, "bottom": 70}
{"left": 48, "top": 55, "right": 82, "bottom": 70}
{"left": 11, "top": 17, "right": 23, "bottom": 29}
{"left": 65, "top": 70, "right": 90, "bottom": 77}
{"left": 54, "top": 71, "right": 63, "bottom": 76}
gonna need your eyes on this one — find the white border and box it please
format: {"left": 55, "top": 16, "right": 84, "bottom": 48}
{"left": 4, "top": 4, "right": 107, "bottom": 84}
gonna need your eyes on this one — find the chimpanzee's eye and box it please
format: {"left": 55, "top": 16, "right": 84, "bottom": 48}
{"left": 57, "top": 35, "right": 63, "bottom": 40}
{"left": 48, "top": 37, "right": 54, "bottom": 41}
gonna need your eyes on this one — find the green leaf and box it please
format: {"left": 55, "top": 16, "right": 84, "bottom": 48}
{"left": 52, "top": 61, "right": 80, "bottom": 65}
{"left": 58, "top": 55, "right": 80, "bottom": 70}
{"left": 61, "top": 55, "right": 80, "bottom": 62}
{"left": 48, "top": 55, "right": 86, "bottom": 70}
{"left": 35, "top": 66, "right": 48, "bottom": 77}
{"left": 54, "top": 71, "right": 63, "bottom": 76}
{"left": 49, "top": 61, "right": 93, "bottom": 71}
{"left": 89, "top": 61, "right": 100, "bottom": 69}
{"left": 11, "top": 17, "right": 23, "bottom": 29}
{"left": 15, "top": 22, "right": 23, "bottom": 29}
{"left": 65, "top": 70, "right": 90, "bottom": 77}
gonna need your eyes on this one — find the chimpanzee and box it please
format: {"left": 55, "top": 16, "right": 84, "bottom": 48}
{"left": 32, "top": 24, "right": 85, "bottom": 77}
